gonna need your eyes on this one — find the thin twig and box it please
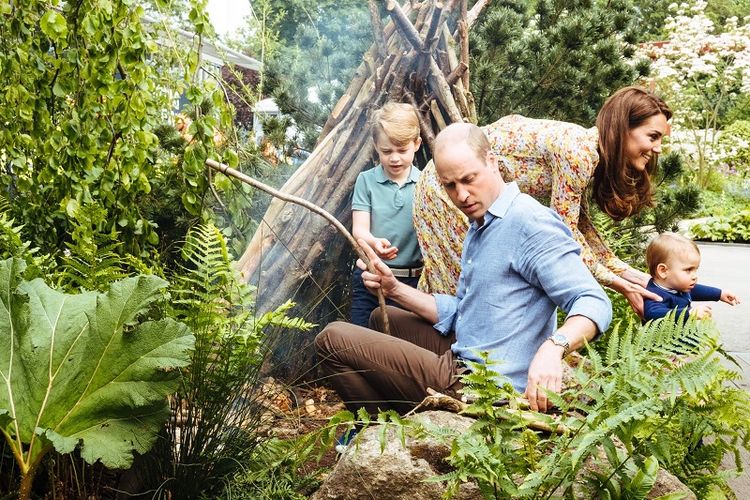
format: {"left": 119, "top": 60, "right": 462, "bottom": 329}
{"left": 205, "top": 159, "right": 391, "bottom": 335}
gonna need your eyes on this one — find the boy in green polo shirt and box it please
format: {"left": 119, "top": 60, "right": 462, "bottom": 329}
{"left": 350, "top": 103, "right": 424, "bottom": 327}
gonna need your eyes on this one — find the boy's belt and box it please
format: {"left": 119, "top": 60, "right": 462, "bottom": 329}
{"left": 391, "top": 266, "right": 423, "bottom": 278}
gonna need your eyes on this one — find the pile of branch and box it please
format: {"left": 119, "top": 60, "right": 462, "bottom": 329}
{"left": 228, "top": 0, "right": 488, "bottom": 376}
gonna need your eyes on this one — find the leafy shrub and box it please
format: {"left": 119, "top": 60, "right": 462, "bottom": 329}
{"left": 690, "top": 209, "right": 750, "bottom": 243}
{"left": 717, "top": 119, "right": 750, "bottom": 176}
{"left": 218, "top": 438, "right": 324, "bottom": 499}
{"left": 0, "top": 258, "right": 193, "bottom": 499}
{"left": 696, "top": 188, "right": 750, "bottom": 218}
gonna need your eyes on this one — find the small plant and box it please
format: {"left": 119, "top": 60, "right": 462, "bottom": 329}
{"left": 690, "top": 209, "right": 750, "bottom": 243}
{"left": 0, "top": 258, "right": 194, "bottom": 500}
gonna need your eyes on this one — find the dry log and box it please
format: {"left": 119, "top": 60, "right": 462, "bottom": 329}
{"left": 409, "top": 389, "right": 568, "bottom": 434}
{"left": 369, "top": 0, "right": 387, "bottom": 60}
{"left": 459, "top": 0, "right": 470, "bottom": 89}
{"left": 422, "top": 1, "right": 444, "bottom": 52}
{"left": 385, "top": 0, "right": 424, "bottom": 52}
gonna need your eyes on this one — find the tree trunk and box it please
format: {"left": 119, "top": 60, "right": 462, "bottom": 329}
{"left": 236, "top": 0, "right": 487, "bottom": 379}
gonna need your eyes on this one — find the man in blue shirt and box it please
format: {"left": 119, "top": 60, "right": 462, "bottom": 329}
{"left": 315, "top": 123, "right": 612, "bottom": 416}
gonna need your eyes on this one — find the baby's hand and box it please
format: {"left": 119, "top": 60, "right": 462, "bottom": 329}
{"left": 690, "top": 304, "right": 712, "bottom": 319}
{"left": 374, "top": 238, "right": 398, "bottom": 260}
{"left": 720, "top": 290, "right": 741, "bottom": 306}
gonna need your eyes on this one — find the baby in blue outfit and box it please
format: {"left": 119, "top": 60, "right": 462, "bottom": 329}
{"left": 643, "top": 232, "right": 740, "bottom": 322}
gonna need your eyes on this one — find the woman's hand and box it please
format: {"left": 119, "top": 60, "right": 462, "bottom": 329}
{"left": 609, "top": 275, "right": 662, "bottom": 318}
{"left": 619, "top": 267, "right": 651, "bottom": 288}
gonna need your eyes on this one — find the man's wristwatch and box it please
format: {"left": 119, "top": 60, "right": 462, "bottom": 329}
{"left": 547, "top": 333, "right": 570, "bottom": 357}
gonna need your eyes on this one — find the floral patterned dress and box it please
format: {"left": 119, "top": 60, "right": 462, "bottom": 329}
{"left": 414, "top": 114, "right": 629, "bottom": 295}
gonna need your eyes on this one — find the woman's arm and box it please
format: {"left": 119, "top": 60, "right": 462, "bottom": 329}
{"left": 544, "top": 126, "right": 660, "bottom": 317}
{"left": 578, "top": 211, "right": 662, "bottom": 316}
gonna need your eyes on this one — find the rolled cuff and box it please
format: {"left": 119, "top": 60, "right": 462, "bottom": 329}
{"left": 565, "top": 294, "right": 613, "bottom": 339}
{"left": 433, "top": 293, "right": 459, "bottom": 335}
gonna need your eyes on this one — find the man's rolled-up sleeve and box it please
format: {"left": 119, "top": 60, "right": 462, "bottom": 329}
{"left": 520, "top": 215, "right": 612, "bottom": 336}
{"left": 566, "top": 292, "right": 612, "bottom": 336}
{"left": 433, "top": 293, "right": 460, "bottom": 335}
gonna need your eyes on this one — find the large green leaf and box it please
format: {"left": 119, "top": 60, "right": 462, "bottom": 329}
{"left": 0, "top": 258, "right": 193, "bottom": 471}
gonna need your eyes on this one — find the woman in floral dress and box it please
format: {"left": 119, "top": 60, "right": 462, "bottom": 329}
{"left": 414, "top": 86, "right": 672, "bottom": 317}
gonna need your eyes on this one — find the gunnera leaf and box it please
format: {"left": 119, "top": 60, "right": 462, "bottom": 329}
{"left": 0, "top": 257, "right": 194, "bottom": 471}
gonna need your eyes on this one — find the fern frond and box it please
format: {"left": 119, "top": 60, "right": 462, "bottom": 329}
{"left": 665, "top": 354, "right": 723, "bottom": 399}
{"left": 572, "top": 399, "right": 660, "bottom": 468}
{"left": 56, "top": 236, "right": 133, "bottom": 291}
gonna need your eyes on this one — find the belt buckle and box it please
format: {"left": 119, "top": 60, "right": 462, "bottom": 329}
{"left": 392, "top": 266, "right": 422, "bottom": 278}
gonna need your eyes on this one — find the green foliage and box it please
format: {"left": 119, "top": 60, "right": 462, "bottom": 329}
{"left": 0, "top": 198, "right": 48, "bottom": 278}
{"left": 0, "top": 258, "right": 194, "bottom": 498}
{"left": 218, "top": 438, "right": 323, "bottom": 499}
{"left": 259, "top": 0, "right": 371, "bottom": 149}
{"left": 157, "top": 223, "right": 314, "bottom": 498}
{"left": 631, "top": 0, "right": 750, "bottom": 40}
{"left": 648, "top": 152, "right": 702, "bottom": 234}
{"left": 471, "top": 0, "right": 649, "bottom": 125}
{"left": 378, "top": 318, "right": 749, "bottom": 498}
{"left": 0, "top": 0, "right": 233, "bottom": 262}
{"left": 696, "top": 187, "right": 750, "bottom": 217}
{"left": 690, "top": 208, "right": 750, "bottom": 243}
{"left": 629, "top": 0, "right": 675, "bottom": 40}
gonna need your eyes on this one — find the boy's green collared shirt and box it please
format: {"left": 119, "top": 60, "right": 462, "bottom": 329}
{"left": 352, "top": 164, "right": 422, "bottom": 268}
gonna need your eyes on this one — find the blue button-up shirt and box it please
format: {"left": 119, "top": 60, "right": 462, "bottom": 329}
{"left": 433, "top": 182, "right": 612, "bottom": 390}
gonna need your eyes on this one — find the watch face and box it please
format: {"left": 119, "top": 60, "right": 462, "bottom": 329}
{"left": 550, "top": 333, "right": 569, "bottom": 349}
{"left": 552, "top": 333, "right": 567, "bottom": 344}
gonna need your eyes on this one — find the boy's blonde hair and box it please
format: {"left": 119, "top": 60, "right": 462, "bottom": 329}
{"left": 371, "top": 102, "right": 420, "bottom": 147}
{"left": 646, "top": 232, "right": 700, "bottom": 276}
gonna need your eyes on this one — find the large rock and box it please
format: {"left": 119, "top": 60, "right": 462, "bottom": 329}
{"left": 311, "top": 411, "right": 482, "bottom": 500}
{"left": 312, "top": 410, "right": 696, "bottom": 499}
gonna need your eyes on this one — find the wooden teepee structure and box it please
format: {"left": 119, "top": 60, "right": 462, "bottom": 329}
{"left": 236, "top": 0, "right": 488, "bottom": 375}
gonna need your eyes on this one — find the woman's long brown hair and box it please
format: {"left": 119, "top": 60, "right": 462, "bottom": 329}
{"left": 592, "top": 86, "right": 672, "bottom": 221}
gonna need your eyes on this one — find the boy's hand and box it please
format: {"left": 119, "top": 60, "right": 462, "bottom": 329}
{"left": 374, "top": 238, "right": 398, "bottom": 260}
{"left": 721, "top": 290, "right": 741, "bottom": 306}
{"left": 357, "top": 239, "right": 399, "bottom": 297}
{"left": 690, "top": 304, "right": 712, "bottom": 319}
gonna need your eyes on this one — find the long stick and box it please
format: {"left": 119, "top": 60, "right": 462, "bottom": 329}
{"left": 205, "top": 159, "right": 391, "bottom": 335}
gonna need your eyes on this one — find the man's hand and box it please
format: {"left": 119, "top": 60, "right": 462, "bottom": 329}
{"left": 373, "top": 238, "right": 398, "bottom": 260}
{"left": 690, "top": 304, "right": 712, "bottom": 319}
{"left": 721, "top": 290, "right": 741, "bottom": 306}
{"left": 357, "top": 238, "right": 400, "bottom": 298}
{"left": 524, "top": 340, "right": 564, "bottom": 413}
